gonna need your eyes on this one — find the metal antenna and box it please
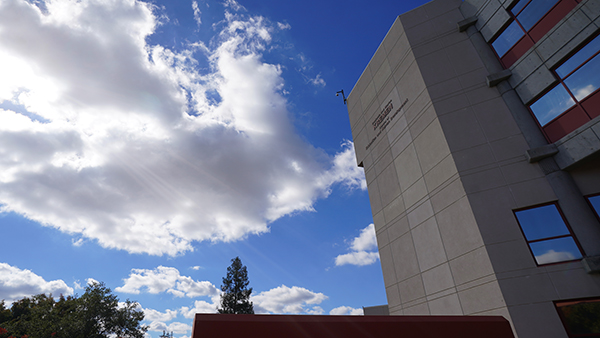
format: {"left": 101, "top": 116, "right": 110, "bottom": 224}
{"left": 336, "top": 90, "right": 347, "bottom": 105}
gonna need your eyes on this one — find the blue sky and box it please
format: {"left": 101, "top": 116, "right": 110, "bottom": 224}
{"left": 0, "top": 0, "right": 428, "bottom": 336}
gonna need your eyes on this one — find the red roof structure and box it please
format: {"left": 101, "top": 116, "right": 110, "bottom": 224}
{"left": 191, "top": 314, "right": 515, "bottom": 338}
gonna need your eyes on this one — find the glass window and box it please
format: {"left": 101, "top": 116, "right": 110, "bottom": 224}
{"left": 514, "top": 204, "right": 583, "bottom": 265}
{"left": 491, "top": 0, "right": 580, "bottom": 68}
{"left": 492, "top": 21, "right": 525, "bottom": 57}
{"left": 564, "top": 53, "right": 600, "bottom": 101}
{"left": 556, "top": 35, "right": 600, "bottom": 78}
{"left": 517, "top": 0, "right": 560, "bottom": 31}
{"left": 528, "top": 34, "right": 600, "bottom": 139}
{"left": 588, "top": 195, "right": 600, "bottom": 216}
{"left": 530, "top": 85, "right": 575, "bottom": 126}
{"left": 511, "top": 0, "right": 528, "bottom": 16}
{"left": 556, "top": 298, "right": 600, "bottom": 337}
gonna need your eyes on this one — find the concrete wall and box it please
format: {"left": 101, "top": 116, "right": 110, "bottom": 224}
{"left": 348, "top": 0, "right": 508, "bottom": 321}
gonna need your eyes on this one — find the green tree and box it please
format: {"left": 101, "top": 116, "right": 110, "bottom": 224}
{"left": 218, "top": 257, "right": 254, "bottom": 314}
{"left": 0, "top": 282, "right": 147, "bottom": 338}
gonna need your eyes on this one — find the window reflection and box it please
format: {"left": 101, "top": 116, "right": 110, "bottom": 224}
{"left": 564, "top": 54, "right": 600, "bottom": 101}
{"left": 529, "top": 34, "right": 600, "bottom": 138}
{"left": 517, "top": 0, "right": 560, "bottom": 31}
{"left": 530, "top": 85, "right": 575, "bottom": 126}
{"left": 529, "top": 237, "right": 582, "bottom": 265}
{"left": 556, "top": 35, "right": 600, "bottom": 78}
{"left": 492, "top": 21, "right": 525, "bottom": 57}
{"left": 556, "top": 299, "right": 600, "bottom": 336}
{"left": 514, "top": 204, "right": 582, "bottom": 266}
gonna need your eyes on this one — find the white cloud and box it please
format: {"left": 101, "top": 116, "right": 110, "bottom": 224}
{"left": 0, "top": 262, "right": 73, "bottom": 303}
{"left": 180, "top": 300, "right": 218, "bottom": 318}
{"left": 277, "top": 22, "right": 291, "bottom": 30}
{"left": 329, "top": 306, "right": 364, "bottom": 315}
{"left": 148, "top": 321, "right": 192, "bottom": 334}
{"left": 0, "top": 0, "right": 364, "bottom": 256}
{"left": 335, "top": 251, "right": 379, "bottom": 266}
{"left": 535, "top": 250, "right": 576, "bottom": 265}
{"left": 222, "top": 0, "right": 245, "bottom": 11}
{"left": 116, "top": 266, "right": 218, "bottom": 298}
{"left": 251, "top": 285, "right": 327, "bottom": 314}
{"left": 192, "top": 1, "right": 202, "bottom": 26}
{"left": 143, "top": 308, "right": 179, "bottom": 322}
{"left": 351, "top": 223, "right": 377, "bottom": 251}
{"left": 308, "top": 73, "right": 326, "bottom": 87}
{"left": 335, "top": 224, "right": 379, "bottom": 266}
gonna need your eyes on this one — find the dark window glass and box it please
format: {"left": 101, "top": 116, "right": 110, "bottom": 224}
{"left": 530, "top": 84, "right": 575, "bottom": 126}
{"left": 556, "top": 299, "right": 600, "bottom": 337}
{"left": 556, "top": 35, "right": 600, "bottom": 78}
{"left": 517, "top": 0, "right": 560, "bottom": 30}
{"left": 492, "top": 21, "right": 526, "bottom": 57}
{"left": 564, "top": 54, "right": 600, "bottom": 101}
{"left": 588, "top": 195, "right": 600, "bottom": 216}
{"left": 514, "top": 204, "right": 582, "bottom": 265}
{"left": 515, "top": 205, "right": 570, "bottom": 240}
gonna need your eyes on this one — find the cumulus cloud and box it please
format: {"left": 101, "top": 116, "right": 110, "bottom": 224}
{"left": 116, "top": 266, "right": 219, "bottom": 298}
{"left": 0, "top": 262, "right": 73, "bottom": 303}
{"left": 251, "top": 285, "right": 327, "bottom": 314}
{"left": 148, "top": 321, "right": 192, "bottom": 334}
{"left": 335, "top": 224, "right": 379, "bottom": 266}
{"left": 180, "top": 300, "right": 218, "bottom": 318}
{"left": 329, "top": 306, "right": 363, "bottom": 315}
{"left": 143, "top": 308, "right": 179, "bottom": 322}
{"left": 0, "top": 0, "right": 365, "bottom": 256}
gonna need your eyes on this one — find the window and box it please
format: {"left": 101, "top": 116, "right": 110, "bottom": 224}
{"left": 587, "top": 195, "right": 600, "bottom": 219}
{"left": 491, "top": 0, "right": 581, "bottom": 68}
{"left": 556, "top": 298, "right": 600, "bottom": 337}
{"left": 528, "top": 34, "right": 600, "bottom": 142}
{"left": 514, "top": 203, "right": 583, "bottom": 265}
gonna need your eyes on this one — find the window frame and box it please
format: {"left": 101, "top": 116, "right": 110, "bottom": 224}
{"left": 513, "top": 202, "right": 584, "bottom": 266}
{"left": 555, "top": 297, "right": 600, "bottom": 337}
{"left": 490, "top": 0, "right": 581, "bottom": 68}
{"left": 527, "top": 33, "right": 600, "bottom": 143}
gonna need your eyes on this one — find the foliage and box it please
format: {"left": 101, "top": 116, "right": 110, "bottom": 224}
{"left": 0, "top": 282, "right": 147, "bottom": 338}
{"left": 218, "top": 257, "right": 254, "bottom": 314}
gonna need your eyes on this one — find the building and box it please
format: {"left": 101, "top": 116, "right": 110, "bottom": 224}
{"left": 345, "top": 0, "right": 600, "bottom": 337}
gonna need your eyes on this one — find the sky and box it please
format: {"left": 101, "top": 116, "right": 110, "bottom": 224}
{"left": 0, "top": 0, "right": 429, "bottom": 336}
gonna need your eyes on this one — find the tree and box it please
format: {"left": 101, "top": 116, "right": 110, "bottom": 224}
{"left": 218, "top": 257, "right": 254, "bottom": 314}
{"left": 0, "top": 282, "right": 147, "bottom": 338}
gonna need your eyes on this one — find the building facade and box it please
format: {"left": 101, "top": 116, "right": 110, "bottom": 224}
{"left": 346, "top": 0, "right": 600, "bottom": 337}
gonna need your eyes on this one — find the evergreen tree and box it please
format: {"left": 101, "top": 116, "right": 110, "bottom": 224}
{"left": 218, "top": 257, "right": 254, "bottom": 314}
